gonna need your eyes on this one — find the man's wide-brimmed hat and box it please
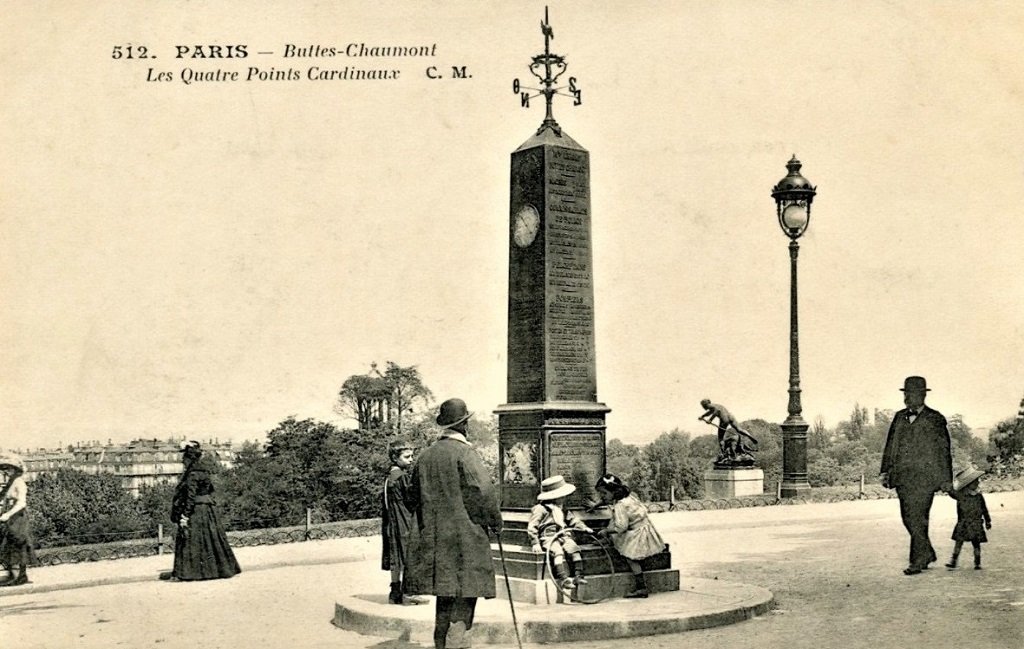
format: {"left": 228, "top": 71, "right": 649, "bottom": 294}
{"left": 536, "top": 475, "right": 577, "bottom": 501}
{"left": 436, "top": 398, "right": 472, "bottom": 429}
{"left": 0, "top": 453, "right": 25, "bottom": 475}
{"left": 953, "top": 467, "right": 985, "bottom": 491}
{"left": 900, "top": 376, "right": 931, "bottom": 392}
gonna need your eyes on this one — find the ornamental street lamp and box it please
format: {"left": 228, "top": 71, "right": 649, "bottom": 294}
{"left": 771, "top": 155, "right": 816, "bottom": 497}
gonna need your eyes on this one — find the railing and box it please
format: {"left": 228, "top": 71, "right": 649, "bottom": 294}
{"left": 651, "top": 475, "right": 1024, "bottom": 512}
{"left": 32, "top": 512, "right": 380, "bottom": 566}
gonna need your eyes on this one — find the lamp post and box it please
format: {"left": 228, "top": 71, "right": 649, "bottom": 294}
{"left": 772, "top": 155, "right": 816, "bottom": 497}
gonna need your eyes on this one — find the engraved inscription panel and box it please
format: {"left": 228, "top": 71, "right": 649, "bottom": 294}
{"left": 546, "top": 431, "right": 604, "bottom": 507}
{"left": 544, "top": 146, "right": 596, "bottom": 402}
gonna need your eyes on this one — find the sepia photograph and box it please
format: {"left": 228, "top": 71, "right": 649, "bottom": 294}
{"left": 2, "top": 2, "right": 1022, "bottom": 647}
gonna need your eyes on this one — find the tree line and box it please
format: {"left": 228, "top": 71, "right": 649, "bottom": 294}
{"left": 25, "top": 361, "right": 1024, "bottom": 547}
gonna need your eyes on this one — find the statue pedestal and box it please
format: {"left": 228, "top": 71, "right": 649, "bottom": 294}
{"left": 703, "top": 467, "right": 765, "bottom": 498}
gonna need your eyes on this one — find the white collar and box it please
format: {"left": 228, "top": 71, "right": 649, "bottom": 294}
{"left": 442, "top": 431, "right": 471, "bottom": 445}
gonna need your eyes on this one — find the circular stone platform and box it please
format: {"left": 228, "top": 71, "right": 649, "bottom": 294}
{"left": 333, "top": 577, "right": 773, "bottom": 644}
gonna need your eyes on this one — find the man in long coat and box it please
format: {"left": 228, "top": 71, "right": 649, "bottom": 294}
{"left": 405, "top": 398, "right": 502, "bottom": 649}
{"left": 880, "top": 376, "right": 953, "bottom": 575}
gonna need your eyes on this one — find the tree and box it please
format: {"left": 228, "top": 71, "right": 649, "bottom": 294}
{"left": 29, "top": 469, "right": 149, "bottom": 547}
{"left": 688, "top": 434, "right": 720, "bottom": 464}
{"left": 335, "top": 361, "right": 434, "bottom": 432}
{"left": 808, "top": 456, "right": 843, "bottom": 487}
{"left": 865, "top": 409, "right": 894, "bottom": 453}
{"left": 217, "top": 417, "right": 392, "bottom": 528}
{"left": 606, "top": 438, "right": 643, "bottom": 489}
{"left": 382, "top": 361, "right": 434, "bottom": 433}
{"left": 809, "top": 416, "right": 830, "bottom": 451}
{"left": 987, "top": 417, "right": 1024, "bottom": 477}
{"left": 947, "top": 414, "right": 988, "bottom": 469}
{"left": 989, "top": 417, "right": 1024, "bottom": 458}
{"left": 742, "top": 419, "right": 782, "bottom": 491}
{"left": 135, "top": 482, "right": 177, "bottom": 533}
{"left": 635, "top": 430, "right": 703, "bottom": 500}
{"left": 836, "top": 403, "right": 870, "bottom": 442}
{"left": 336, "top": 365, "right": 393, "bottom": 430}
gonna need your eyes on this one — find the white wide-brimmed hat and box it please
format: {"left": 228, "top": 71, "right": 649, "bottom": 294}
{"left": 536, "top": 475, "right": 576, "bottom": 501}
{"left": 0, "top": 453, "right": 25, "bottom": 475}
{"left": 953, "top": 467, "right": 985, "bottom": 491}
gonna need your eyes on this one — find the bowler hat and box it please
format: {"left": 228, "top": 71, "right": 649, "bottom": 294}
{"left": 900, "top": 376, "right": 931, "bottom": 392}
{"left": 436, "top": 398, "right": 472, "bottom": 428}
{"left": 536, "top": 475, "right": 576, "bottom": 501}
{"left": 953, "top": 467, "right": 985, "bottom": 491}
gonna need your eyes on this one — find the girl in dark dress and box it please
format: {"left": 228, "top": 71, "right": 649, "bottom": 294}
{"left": 381, "top": 440, "right": 426, "bottom": 604}
{"left": 171, "top": 441, "right": 241, "bottom": 581}
{"left": 945, "top": 467, "right": 992, "bottom": 570}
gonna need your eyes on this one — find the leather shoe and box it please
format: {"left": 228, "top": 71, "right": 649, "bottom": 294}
{"left": 903, "top": 566, "right": 923, "bottom": 576}
{"left": 6, "top": 574, "right": 30, "bottom": 586}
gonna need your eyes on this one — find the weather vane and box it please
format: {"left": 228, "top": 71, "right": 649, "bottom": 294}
{"left": 513, "top": 6, "right": 582, "bottom": 136}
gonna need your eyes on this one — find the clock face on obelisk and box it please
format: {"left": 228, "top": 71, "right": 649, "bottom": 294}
{"left": 512, "top": 204, "right": 541, "bottom": 247}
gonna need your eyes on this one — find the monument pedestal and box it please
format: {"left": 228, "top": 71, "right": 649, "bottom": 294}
{"left": 492, "top": 531, "right": 679, "bottom": 604}
{"left": 702, "top": 467, "right": 765, "bottom": 498}
{"left": 496, "top": 402, "right": 609, "bottom": 510}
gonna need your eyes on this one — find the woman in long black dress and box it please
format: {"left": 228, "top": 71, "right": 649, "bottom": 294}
{"left": 171, "top": 441, "right": 241, "bottom": 581}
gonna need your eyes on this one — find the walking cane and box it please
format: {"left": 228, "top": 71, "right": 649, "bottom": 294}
{"left": 496, "top": 532, "right": 524, "bottom": 649}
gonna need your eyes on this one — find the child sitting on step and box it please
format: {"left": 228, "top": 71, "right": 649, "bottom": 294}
{"left": 527, "top": 475, "right": 594, "bottom": 592}
{"left": 594, "top": 473, "right": 666, "bottom": 598}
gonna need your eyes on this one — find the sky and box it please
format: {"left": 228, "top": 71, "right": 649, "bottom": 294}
{"left": 2, "top": 1, "right": 1022, "bottom": 451}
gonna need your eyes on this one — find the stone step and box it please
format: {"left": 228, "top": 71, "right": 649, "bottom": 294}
{"left": 494, "top": 568, "right": 681, "bottom": 605}
{"left": 493, "top": 544, "right": 673, "bottom": 580}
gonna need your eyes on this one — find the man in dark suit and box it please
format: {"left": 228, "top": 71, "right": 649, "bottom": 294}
{"left": 880, "top": 376, "right": 954, "bottom": 575}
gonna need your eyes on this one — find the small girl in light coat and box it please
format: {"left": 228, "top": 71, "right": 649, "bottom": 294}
{"left": 594, "top": 473, "right": 665, "bottom": 598}
{"left": 946, "top": 467, "right": 992, "bottom": 570}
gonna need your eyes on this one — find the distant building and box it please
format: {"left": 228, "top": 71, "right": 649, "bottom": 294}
{"left": 20, "top": 438, "right": 238, "bottom": 496}
{"left": 22, "top": 449, "right": 74, "bottom": 477}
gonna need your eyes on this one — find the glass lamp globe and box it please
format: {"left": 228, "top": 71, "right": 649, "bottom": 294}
{"left": 781, "top": 203, "right": 808, "bottom": 234}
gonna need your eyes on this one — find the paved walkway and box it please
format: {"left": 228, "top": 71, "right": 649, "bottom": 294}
{"left": 0, "top": 534, "right": 379, "bottom": 598}
{"left": 0, "top": 496, "right": 889, "bottom": 598}
{"left": 2, "top": 492, "right": 1021, "bottom": 649}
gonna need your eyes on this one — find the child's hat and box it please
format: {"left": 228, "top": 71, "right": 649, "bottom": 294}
{"left": 0, "top": 453, "right": 25, "bottom": 475}
{"left": 595, "top": 473, "right": 626, "bottom": 491}
{"left": 952, "top": 467, "right": 985, "bottom": 491}
{"left": 537, "top": 475, "right": 576, "bottom": 501}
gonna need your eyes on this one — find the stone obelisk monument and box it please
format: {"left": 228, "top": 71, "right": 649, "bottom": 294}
{"left": 492, "top": 11, "right": 678, "bottom": 605}
{"left": 494, "top": 9, "right": 609, "bottom": 513}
